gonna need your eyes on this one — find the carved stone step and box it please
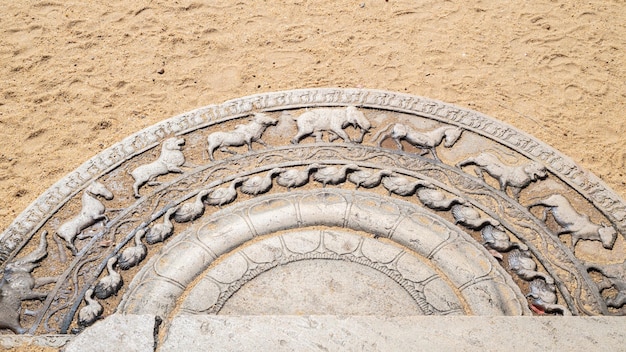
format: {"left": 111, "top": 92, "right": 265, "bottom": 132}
{"left": 51, "top": 314, "right": 626, "bottom": 351}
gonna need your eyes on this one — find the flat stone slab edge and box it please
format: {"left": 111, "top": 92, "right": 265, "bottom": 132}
{"left": 2, "top": 314, "right": 624, "bottom": 351}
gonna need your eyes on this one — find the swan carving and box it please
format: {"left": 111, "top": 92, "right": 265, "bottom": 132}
{"left": 147, "top": 207, "right": 177, "bottom": 244}
{"left": 451, "top": 205, "right": 500, "bottom": 230}
{"left": 276, "top": 163, "right": 321, "bottom": 191}
{"left": 206, "top": 177, "right": 247, "bottom": 207}
{"left": 78, "top": 288, "right": 103, "bottom": 327}
{"left": 173, "top": 190, "right": 209, "bottom": 223}
{"left": 240, "top": 168, "right": 283, "bottom": 196}
{"left": 382, "top": 176, "right": 432, "bottom": 196}
{"left": 416, "top": 187, "right": 465, "bottom": 211}
{"left": 94, "top": 257, "right": 122, "bottom": 299}
{"left": 348, "top": 169, "right": 393, "bottom": 189}
{"left": 118, "top": 229, "right": 147, "bottom": 270}
{"left": 313, "top": 164, "right": 359, "bottom": 187}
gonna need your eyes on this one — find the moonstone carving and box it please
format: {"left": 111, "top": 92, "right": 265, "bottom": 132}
{"left": 1, "top": 89, "right": 624, "bottom": 337}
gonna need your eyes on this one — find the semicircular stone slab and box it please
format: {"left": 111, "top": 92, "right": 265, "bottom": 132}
{"left": 0, "top": 88, "right": 625, "bottom": 337}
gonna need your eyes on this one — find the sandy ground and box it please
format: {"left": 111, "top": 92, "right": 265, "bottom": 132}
{"left": 0, "top": 0, "right": 625, "bottom": 234}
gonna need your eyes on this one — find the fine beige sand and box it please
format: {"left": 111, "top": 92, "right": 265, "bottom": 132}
{"left": 1, "top": 0, "right": 625, "bottom": 234}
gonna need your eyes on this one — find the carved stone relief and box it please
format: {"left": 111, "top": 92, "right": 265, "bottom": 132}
{"left": 0, "top": 89, "right": 624, "bottom": 337}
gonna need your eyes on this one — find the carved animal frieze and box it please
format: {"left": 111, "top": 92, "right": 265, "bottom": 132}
{"left": 207, "top": 112, "right": 278, "bottom": 161}
{"left": 451, "top": 204, "right": 500, "bottom": 230}
{"left": 0, "top": 231, "right": 56, "bottom": 334}
{"left": 587, "top": 261, "right": 626, "bottom": 309}
{"left": 508, "top": 249, "right": 554, "bottom": 284}
{"left": 291, "top": 106, "right": 371, "bottom": 144}
{"left": 416, "top": 187, "right": 465, "bottom": 211}
{"left": 528, "top": 194, "right": 618, "bottom": 249}
{"left": 527, "top": 279, "right": 571, "bottom": 316}
{"left": 382, "top": 176, "right": 432, "bottom": 196}
{"left": 372, "top": 124, "right": 463, "bottom": 161}
{"left": 313, "top": 164, "right": 359, "bottom": 187}
{"left": 275, "top": 164, "right": 321, "bottom": 191}
{"left": 131, "top": 137, "right": 186, "bottom": 198}
{"left": 456, "top": 152, "right": 547, "bottom": 199}
{"left": 56, "top": 182, "right": 113, "bottom": 255}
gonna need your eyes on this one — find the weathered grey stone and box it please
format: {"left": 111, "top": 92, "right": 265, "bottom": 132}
{"left": 161, "top": 315, "right": 626, "bottom": 352}
{"left": 63, "top": 314, "right": 155, "bottom": 352}
{"left": 0, "top": 334, "right": 72, "bottom": 349}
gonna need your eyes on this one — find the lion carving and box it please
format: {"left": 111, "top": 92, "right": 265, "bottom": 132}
{"left": 130, "top": 137, "right": 186, "bottom": 198}
{"left": 456, "top": 152, "right": 547, "bottom": 199}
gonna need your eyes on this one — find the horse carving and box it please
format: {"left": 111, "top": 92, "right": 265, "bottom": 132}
{"left": 291, "top": 106, "right": 372, "bottom": 144}
{"left": 0, "top": 231, "right": 57, "bottom": 334}
{"left": 56, "top": 182, "right": 113, "bottom": 255}
{"left": 207, "top": 112, "right": 278, "bottom": 161}
{"left": 372, "top": 124, "right": 463, "bottom": 161}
